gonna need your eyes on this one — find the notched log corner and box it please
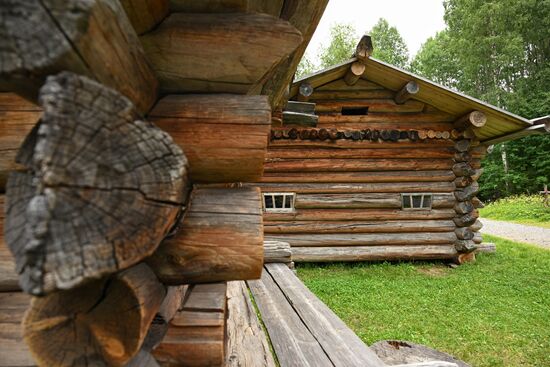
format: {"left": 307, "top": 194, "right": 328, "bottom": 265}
{"left": 4, "top": 72, "right": 188, "bottom": 295}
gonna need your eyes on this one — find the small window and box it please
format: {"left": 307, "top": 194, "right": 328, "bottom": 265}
{"left": 263, "top": 193, "right": 295, "bottom": 212}
{"left": 401, "top": 193, "right": 432, "bottom": 210}
{"left": 341, "top": 107, "right": 369, "bottom": 115}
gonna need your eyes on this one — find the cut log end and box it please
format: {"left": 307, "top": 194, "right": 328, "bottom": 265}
{"left": 394, "top": 81, "right": 419, "bottom": 104}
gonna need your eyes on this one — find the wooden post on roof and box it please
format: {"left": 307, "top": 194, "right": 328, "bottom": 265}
{"left": 394, "top": 81, "right": 420, "bottom": 104}
{"left": 4, "top": 72, "right": 189, "bottom": 295}
{"left": 0, "top": 0, "right": 158, "bottom": 114}
{"left": 453, "top": 111, "right": 487, "bottom": 130}
{"left": 354, "top": 34, "right": 374, "bottom": 62}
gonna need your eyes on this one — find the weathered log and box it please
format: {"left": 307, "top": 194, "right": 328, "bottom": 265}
{"left": 476, "top": 243, "right": 496, "bottom": 253}
{"left": 148, "top": 187, "right": 264, "bottom": 284}
{"left": 454, "top": 182, "right": 480, "bottom": 202}
{"left": 261, "top": 170, "right": 456, "bottom": 184}
{"left": 454, "top": 139, "right": 472, "bottom": 152}
{"left": 265, "top": 208, "right": 456, "bottom": 222}
{"left": 453, "top": 111, "right": 487, "bottom": 130}
{"left": 292, "top": 245, "right": 458, "bottom": 262}
{"left": 254, "top": 181, "right": 456, "bottom": 194}
{"left": 264, "top": 241, "right": 292, "bottom": 264}
{"left": 264, "top": 232, "right": 458, "bottom": 247}
{"left": 283, "top": 111, "right": 319, "bottom": 127}
{"left": 294, "top": 192, "right": 454, "bottom": 209}
{"left": 0, "top": 196, "right": 19, "bottom": 292}
{"left": 0, "top": 93, "right": 41, "bottom": 192}
{"left": 225, "top": 281, "right": 277, "bottom": 367}
{"left": 0, "top": 0, "right": 157, "bottom": 114}
{"left": 4, "top": 73, "right": 188, "bottom": 295}
{"left": 453, "top": 211, "right": 479, "bottom": 227}
{"left": 455, "top": 240, "right": 477, "bottom": 253}
{"left": 455, "top": 227, "right": 474, "bottom": 240}
{"left": 371, "top": 340, "right": 468, "bottom": 367}
{"left": 0, "top": 292, "right": 34, "bottom": 367}
{"left": 344, "top": 62, "right": 366, "bottom": 86}
{"left": 470, "top": 219, "right": 483, "bottom": 232}
{"left": 453, "top": 151, "right": 472, "bottom": 162}
{"left": 454, "top": 201, "right": 474, "bottom": 215}
{"left": 265, "top": 159, "right": 453, "bottom": 172}
{"left": 471, "top": 197, "right": 485, "bottom": 208}
{"left": 285, "top": 101, "right": 316, "bottom": 114}
{"left": 473, "top": 231, "right": 483, "bottom": 244}
{"left": 140, "top": 13, "right": 302, "bottom": 94}
{"left": 263, "top": 220, "right": 456, "bottom": 234}
{"left": 452, "top": 163, "right": 476, "bottom": 177}
{"left": 120, "top": 0, "right": 169, "bottom": 34}
{"left": 453, "top": 176, "right": 472, "bottom": 188}
{"left": 24, "top": 263, "right": 165, "bottom": 367}
{"left": 394, "top": 81, "right": 419, "bottom": 104}
{"left": 471, "top": 168, "right": 484, "bottom": 181}
{"left": 153, "top": 283, "right": 227, "bottom": 367}
{"left": 454, "top": 252, "right": 476, "bottom": 264}
{"left": 149, "top": 94, "right": 271, "bottom": 183}
{"left": 354, "top": 34, "right": 374, "bottom": 61}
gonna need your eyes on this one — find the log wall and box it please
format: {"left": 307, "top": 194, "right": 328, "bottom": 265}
{"left": 258, "top": 78, "right": 487, "bottom": 262}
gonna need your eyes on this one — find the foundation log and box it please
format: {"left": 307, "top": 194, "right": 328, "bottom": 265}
{"left": 148, "top": 187, "right": 264, "bottom": 284}
{"left": 455, "top": 240, "right": 477, "bottom": 253}
{"left": 4, "top": 73, "right": 188, "bottom": 295}
{"left": 23, "top": 263, "right": 165, "bottom": 367}
{"left": 0, "top": 0, "right": 157, "bottom": 114}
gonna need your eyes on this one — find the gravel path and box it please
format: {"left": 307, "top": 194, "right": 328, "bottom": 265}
{"left": 480, "top": 218, "right": 550, "bottom": 249}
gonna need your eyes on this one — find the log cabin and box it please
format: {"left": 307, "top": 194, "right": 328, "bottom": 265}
{"left": 259, "top": 35, "right": 549, "bottom": 265}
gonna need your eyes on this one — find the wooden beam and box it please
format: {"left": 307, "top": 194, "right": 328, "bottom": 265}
{"left": 148, "top": 187, "right": 264, "bottom": 284}
{"left": 264, "top": 220, "right": 456, "bottom": 234}
{"left": 394, "top": 81, "right": 419, "bottom": 104}
{"left": 481, "top": 123, "right": 549, "bottom": 146}
{"left": 149, "top": 94, "right": 271, "bottom": 183}
{"left": 354, "top": 34, "right": 374, "bottom": 62}
{"left": 344, "top": 61, "right": 366, "bottom": 86}
{"left": 0, "top": 0, "right": 157, "bottom": 114}
{"left": 4, "top": 73, "right": 188, "bottom": 295}
{"left": 282, "top": 111, "right": 319, "bottom": 127}
{"left": 120, "top": 0, "right": 169, "bottom": 35}
{"left": 140, "top": 13, "right": 302, "bottom": 94}
{"left": 285, "top": 101, "right": 315, "bottom": 114}
{"left": 24, "top": 263, "right": 165, "bottom": 367}
{"left": 453, "top": 111, "right": 487, "bottom": 130}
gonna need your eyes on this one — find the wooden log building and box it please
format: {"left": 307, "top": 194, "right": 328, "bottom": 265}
{"left": 0, "top": 1, "right": 546, "bottom": 366}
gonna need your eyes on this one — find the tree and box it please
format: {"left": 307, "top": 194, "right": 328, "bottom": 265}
{"left": 296, "top": 54, "right": 316, "bottom": 79}
{"left": 368, "top": 18, "right": 409, "bottom": 69}
{"left": 317, "top": 23, "right": 357, "bottom": 69}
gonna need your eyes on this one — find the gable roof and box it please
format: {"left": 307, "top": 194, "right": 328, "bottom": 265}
{"left": 290, "top": 57, "right": 535, "bottom": 143}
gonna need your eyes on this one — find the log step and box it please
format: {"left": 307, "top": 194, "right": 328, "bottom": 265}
{"left": 248, "top": 263, "right": 385, "bottom": 367}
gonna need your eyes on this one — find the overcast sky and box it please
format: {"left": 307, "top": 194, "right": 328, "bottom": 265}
{"left": 306, "top": 0, "right": 446, "bottom": 61}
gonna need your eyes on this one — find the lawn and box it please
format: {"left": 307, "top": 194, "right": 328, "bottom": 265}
{"left": 297, "top": 235, "right": 550, "bottom": 367}
{"left": 480, "top": 195, "right": 550, "bottom": 228}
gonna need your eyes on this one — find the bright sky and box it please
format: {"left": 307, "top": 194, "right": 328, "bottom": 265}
{"left": 305, "top": 0, "right": 447, "bottom": 61}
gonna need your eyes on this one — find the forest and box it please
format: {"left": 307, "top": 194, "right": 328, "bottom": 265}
{"left": 297, "top": 0, "right": 550, "bottom": 201}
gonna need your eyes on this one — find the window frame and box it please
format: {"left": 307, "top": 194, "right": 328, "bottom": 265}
{"left": 263, "top": 192, "right": 296, "bottom": 213}
{"left": 401, "top": 193, "right": 433, "bottom": 210}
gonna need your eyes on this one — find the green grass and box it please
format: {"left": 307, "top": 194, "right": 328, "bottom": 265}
{"left": 297, "top": 235, "right": 550, "bottom": 367}
{"left": 480, "top": 195, "right": 550, "bottom": 228}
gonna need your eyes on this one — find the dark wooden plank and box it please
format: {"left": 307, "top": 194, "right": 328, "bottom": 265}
{"left": 247, "top": 271, "right": 333, "bottom": 367}
{"left": 183, "top": 283, "right": 227, "bottom": 312}
{"left": 265, "top": 264, "right": 385, "bottom": 367}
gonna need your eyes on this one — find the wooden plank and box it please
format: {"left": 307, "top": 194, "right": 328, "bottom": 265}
{"left": 316, "top": 78, "right": 384, "bottom": 91}
{"left": 264, "top": 159, "right": 453, "bottom": 172}
{"left": 317, "top": 112, "right": 455, "bottom": 124}
{"left": 0, "top": 0, "right": 158, "bottom": 114}
{"left": 0, "top": 196, "right": 19, "bottom": 291}
{"left": 264, "top": 209, "right": 457, "bottom": 221}
{"left": 264, "top": 232, "right": 458, "bottom": 247}
{"left": 225, "top": 281, "right": 277, "bottom": 367}
{"left": 261, "top": 170, "right": 455, "bottom": 183}
{"left": 140, "top": 13, "right": 302, "bottom": 94}
{"left": 149, "top": 94, "right": 271, "bottom": 182}
{"left": 265, "top": 263, "right": 385, "bottom": 367}
{"left": 247, "top": 271, "right": 333, "bottom": 367}
{"left": 266, "top": 147, "right": 455, "bottom": 159}
{"left": 285, "top": 101, "right": 316, "bottom": 114}
{"left": 0, "top": 292, "right": 34, "bottom": 367}
{"left": 263, "top": 220, "right": 457, "bottom": 234}
{"left": 294, "top": 193, "right": 454, "bottom": 209}
{"left": 251, "top": 182, "right": 456, "bottom": 193}
{"left": 292, "top": 245, "right": 458, "bottom": 262}
{"left": 183, "top": 283, "right": 228, "bottom": 312}
{"left": 269, "top": 139, "right": 454, "bottom": 149}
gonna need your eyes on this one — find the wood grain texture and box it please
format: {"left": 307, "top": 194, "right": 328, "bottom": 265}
{"left": 148, "top": 187, "right": 264, "bottom": 284}
{"left": 4, "top": 73, "right": 188, "bottom": 295}
{"left": 23, "top": 263, "right": 165, "bottom": 367}
{"left": 261, "top": 170, "right": 455, "bottom": 183}
{"left": 265, "top": 159, "right": 453, "bottom": 172}
{"left": 153, "top": 283, "right": 227, "bottom": 367}
{"left": 292, "top": 245, "right": 458, "bottom": 262}
{"left": 141, "top": 13, "right": 302, "bottom": 94}
{"left": 252, "top": 182, "right": 456, "bottom": 193}
{"left": 0, "top": 0, "right": 157, "bottom": 113}
{"left": 267, "top": 147, "right": 455, "bottom": 159}
{"left": 0, "top": 196, "right": 19, "bottom": 291}
{"left": 225, "top": 281, "right": 276, "bottom": 367}
{"left": 265, "top": 209, "right": 456, "bottom": 221}
{"left": 0, "top": 93, "right": 41, "bottom": 191}
{"left": 120, "top": 0, "right": 169, "bottom": 34}
{"left": 0, "top": 292, "right": 34, "bottom": 367}
{"left": 315, "top": 98, "right": 424, "bottom": 113}
{"left": 150, "top": 94, "right": 271, "bottom": 182}
{"left": 264, "top": 240, "right": 292, "bottom": 263}
{"left": 264, "top": 220, "right": 456, "bottom": 234}
{"left": 294, "top": 193, "right": 454, "bottom": 209}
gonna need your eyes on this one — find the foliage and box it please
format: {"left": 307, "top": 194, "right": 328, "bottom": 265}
{"left": 317, "top": 23, "right": 357, "bottom": 69}
{"left": 296, "top": 54, "right": 316, "bottom": 79}
{"left": 297, "top": 235, "right": 550, "bottom": 367}
{"left": 479, "top": 194, "right": 550, "bottom": 227}
{"left": 412, "top": 0, "right": 550, "bottom": 199}
{"left": 368, "top": 18, "right": 409, "bottom": 69}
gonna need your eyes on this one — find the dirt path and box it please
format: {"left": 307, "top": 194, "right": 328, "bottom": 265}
{"left": 480, "top": 218, "right": 550, "bottom": 249}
